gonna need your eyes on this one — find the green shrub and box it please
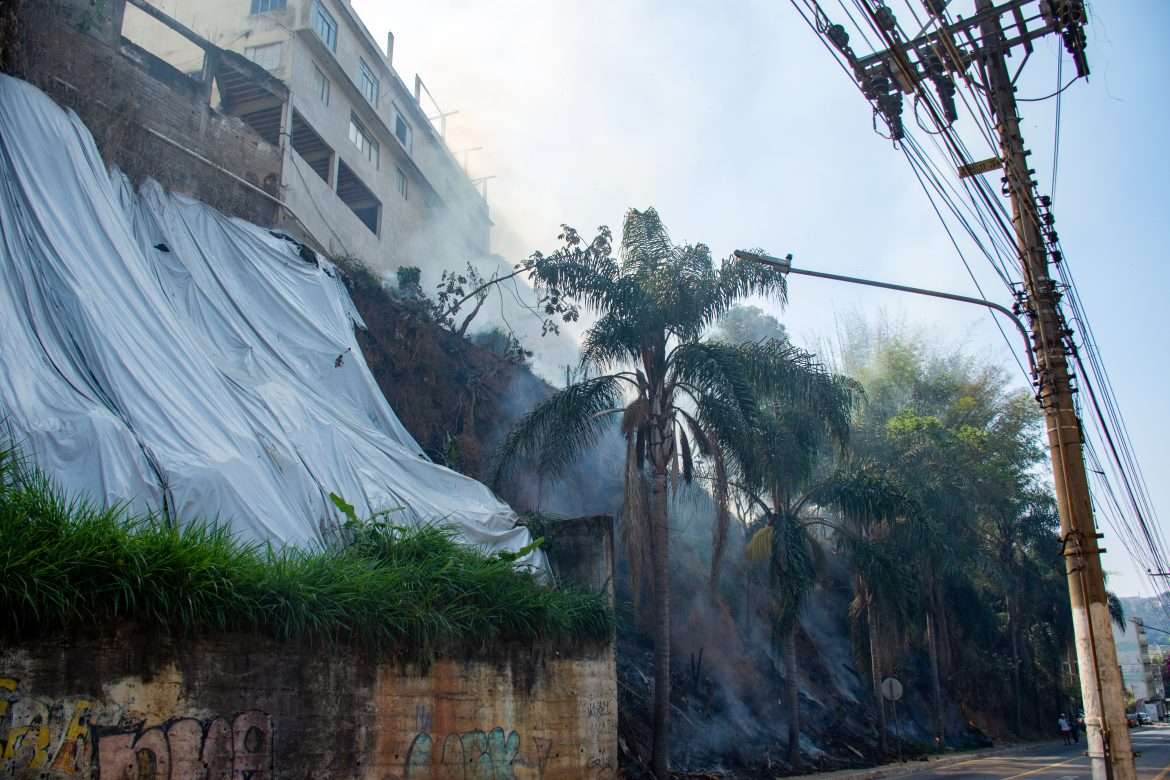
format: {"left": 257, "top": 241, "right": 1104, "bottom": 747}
{"left": 0, "top": 445, "right": 611, "bottom": 655}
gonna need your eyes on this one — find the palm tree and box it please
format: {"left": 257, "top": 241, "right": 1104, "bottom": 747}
{"left": 733, "top": 349, "right": 859, "bottom": 769}
{"left": 822, "top": 464, "right": 915, "bottom": 759}
{"left": 493, "top": 208, "right": 788, "bottom": 779}
{"left": 746, "top": 515, "right": 822, "bottom": 769}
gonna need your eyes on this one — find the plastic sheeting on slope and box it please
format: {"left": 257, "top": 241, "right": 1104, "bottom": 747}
{"left": 0, "top": 74, "right": 542, "bottom": 567}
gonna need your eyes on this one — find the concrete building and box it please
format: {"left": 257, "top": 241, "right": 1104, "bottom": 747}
{"left": 121, "top": 0, "right": 491, "bottom": 274}
{"left": 1114, "top": 617, "right": 1165, "bottom": 719}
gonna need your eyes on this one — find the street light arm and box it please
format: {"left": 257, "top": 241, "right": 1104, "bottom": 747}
{"left": 732, "top": 250, "right": 1037, "bottom": 380}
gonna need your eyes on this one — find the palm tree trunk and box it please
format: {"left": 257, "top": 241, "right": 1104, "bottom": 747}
{"left": 938, "top": 593, "right": 953, "bottom": 676}
{"left": 926, "top": 607, "right": 945, "bottom": 751}
{"left": 866, "top": 581, "right": 888, "bottom": 759}
{"left": 1009, "top": 599, "right": 1022, "bottom": 735}
{"left": 785, "top": 623, "right": 801, "bottom": 769}
{"left": 650, "top": 467, "right": 671, "bottom": 780}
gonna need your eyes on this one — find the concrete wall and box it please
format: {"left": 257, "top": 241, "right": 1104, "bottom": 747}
{"left": 0, "top": 635, "right": 616, "bottom": 780}
{"left": 0, "top": 516, "right": 617, "bottom": 780}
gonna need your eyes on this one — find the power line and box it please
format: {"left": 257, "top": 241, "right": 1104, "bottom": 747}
{"left": 791, "top": 0, "right": 1170, "bottom": 617}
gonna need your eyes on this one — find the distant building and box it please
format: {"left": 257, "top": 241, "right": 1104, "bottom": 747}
{"left": 1114, "top": 617, "right": 1165, "bottom": 719}
{"left": 122, "top": 0, "right": 491, "bottom": 274}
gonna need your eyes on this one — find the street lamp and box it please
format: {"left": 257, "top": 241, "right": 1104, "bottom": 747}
{"left": 731, "top": 249, "right": 1036, "bottom": 379}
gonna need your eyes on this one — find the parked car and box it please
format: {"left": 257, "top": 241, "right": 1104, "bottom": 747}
{"left": 1126, "top": 712, "right": 1140, "bottom": 727}
{"left": 1137, "top": 711, "right": 1153, "bottom": 726}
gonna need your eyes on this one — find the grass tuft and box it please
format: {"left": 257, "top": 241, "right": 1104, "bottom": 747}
{"left": 0, "top": 444, "right": 612, "bottom": 655}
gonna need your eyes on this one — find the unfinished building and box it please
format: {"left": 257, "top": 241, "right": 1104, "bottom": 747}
{"left": 5, "top": 0, "right": 491, "bottom": 274}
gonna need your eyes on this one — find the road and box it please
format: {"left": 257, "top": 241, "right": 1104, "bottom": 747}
{"left": 902, "top": 727, "right": 1170, "bottom": 779}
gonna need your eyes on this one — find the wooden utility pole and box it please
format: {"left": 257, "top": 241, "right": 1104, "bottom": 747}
{"left": 802, "top": 1, "right": 1134, "bottom": 776}
{"left": 976, "top": 4, "right": 1133, "bottom": 777}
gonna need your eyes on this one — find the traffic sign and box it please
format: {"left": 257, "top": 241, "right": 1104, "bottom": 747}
{"left": 881, "top": 677, "right": 903, "bottom": 702}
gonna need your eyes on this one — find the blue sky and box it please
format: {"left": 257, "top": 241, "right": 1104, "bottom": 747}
{"left": 354, "top": 0, "right": 1170, "bottom": 596}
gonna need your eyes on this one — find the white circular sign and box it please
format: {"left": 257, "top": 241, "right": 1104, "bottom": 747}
{"left": 881, "top": 677, "right": 904, "bottom": 702}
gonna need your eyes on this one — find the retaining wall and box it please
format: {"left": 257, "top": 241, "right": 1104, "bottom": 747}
{"left": 0, "top": 517, "right": 617, "bottom": 780}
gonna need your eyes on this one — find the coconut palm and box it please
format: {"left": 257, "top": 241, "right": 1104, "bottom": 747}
{"left": 733, "top": 350, "right": 859, "bottom": 768}
{"left": 493, "top": 208, "right": 790, "bottom": 779}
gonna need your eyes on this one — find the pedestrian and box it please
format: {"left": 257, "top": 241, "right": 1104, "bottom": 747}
{"left": 1058, "top": 714, "right": 1072, "bottom": 745}
{"left": 1070, "top": 714, "right": 1080, "bottom": 743}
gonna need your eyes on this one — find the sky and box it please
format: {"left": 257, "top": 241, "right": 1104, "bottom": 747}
{"left": 351, "top": 0, "right": 1170, "bottom": 596}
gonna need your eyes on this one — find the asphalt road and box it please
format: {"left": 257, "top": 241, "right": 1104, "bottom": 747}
{"left": 904, "top": 727, "right": 1170, "bottom": 779}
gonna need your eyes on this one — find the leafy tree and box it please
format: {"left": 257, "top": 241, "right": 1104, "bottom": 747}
{"left": 840, "top": 319, "right": 1068, "bottom": 741}
{"left": 396, "top": 265, "right": 423, "bottom": 296}
{"left": 494, "top": 208, "right": 790, "bottom": 779}
{"left": 734, "top": 347, "right": 859, "bottom": 768}
{"left": 713, "top": 304, "right": 790, "bottom": 345}
{"left": 473, "top": 326, "right": 533, "bottom": 366}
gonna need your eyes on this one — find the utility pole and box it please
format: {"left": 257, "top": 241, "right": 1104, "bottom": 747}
{"left": 977, "top": 5, "right": 1133, "bottom": 778}
{"left": 802, "top": 1, "right": 1134, "bottom": 777}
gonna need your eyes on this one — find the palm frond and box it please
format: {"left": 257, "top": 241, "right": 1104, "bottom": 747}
{"left": 582, "top": 311, "right": 645, "bottom": 371}
{"left": 620, "top": 207, "right": 673, "bottom": 274}
{"left": 841, "top": 531, "right": 920, "bottom": 626}
{"left": 670, "top": 341, "right": 756, "bottom": 423}
{"left": 698, "top": 250, "right": 789, "bottom": 329}
{"left": 747, "top": 525, "right": 773, "bottom": 562}
{"left": 679, "top": 427, "right": 694, "bottom": 484}
{"left": 621, "top": 428, "right": 653, "bottom": 609}
{"left": 492, "top": 375, "right": 624, "bottom": 486}
{"left": 621, "top": 398, "right": 650, "bottom": 437}
{"left": 817, "top": 462, "right": 910, "bottom": 532}
{"left": 771, "top": 515, "right": 819, "bottom": 631}
{"left": 1107, "top": 591, "right": 1127, "bottom": 632}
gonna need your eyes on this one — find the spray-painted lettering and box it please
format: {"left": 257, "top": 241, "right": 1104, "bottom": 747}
{"left": 0, "top": 676, "right": 274, "bottom": 779}
{"left": 404, "top": 726, "right": 521, "bottom": 780}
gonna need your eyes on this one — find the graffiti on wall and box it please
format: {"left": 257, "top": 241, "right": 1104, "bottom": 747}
{"left": 402, "top": 723, "right": 611, "bottom": 780}
{"left": 405, "top": 727, "right": 521, "bottom": 780}
{"left": 0, "top": 677, "right": 274, "bottom": 779}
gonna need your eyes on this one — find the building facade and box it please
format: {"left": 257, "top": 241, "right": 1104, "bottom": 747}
{"left": 1114, "top": 618, "right": 1166, "bottom": 719}
{"left": 122, "top": 0, "right": 491, "bottom": 274}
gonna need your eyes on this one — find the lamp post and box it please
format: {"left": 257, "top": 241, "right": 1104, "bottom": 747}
{"left": 731, "top": 250, "right": 1035, "bottom": 378}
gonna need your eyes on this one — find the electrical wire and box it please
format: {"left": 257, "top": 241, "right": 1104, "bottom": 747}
{"left": 1050, "top": 51, "right": 1064, "bottom": 203}
{"left": 792, "top": 0, "right": 1170, "bottom": 609}
{"left": 1019, "top": 76, "right": 1082, "bottom": 102}
{"left": 901, "top": 143, "right": 1033, "bottom": 384}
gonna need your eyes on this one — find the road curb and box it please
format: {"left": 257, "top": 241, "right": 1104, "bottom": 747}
{"left": 804, "top": 741, "right": 1063, "bottom": 780}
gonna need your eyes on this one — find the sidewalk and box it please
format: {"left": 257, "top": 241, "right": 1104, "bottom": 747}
{"left": 804, "top": 740, "right": 1062, "bottom": 780}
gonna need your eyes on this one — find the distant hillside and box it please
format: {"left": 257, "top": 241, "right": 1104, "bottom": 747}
{"left": 1120, "top": 595, "right": 1170, "bottom": 653}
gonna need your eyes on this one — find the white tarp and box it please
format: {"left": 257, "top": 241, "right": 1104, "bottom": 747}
{"left": 0, "top": 74, "right": 541, "bottom": 566}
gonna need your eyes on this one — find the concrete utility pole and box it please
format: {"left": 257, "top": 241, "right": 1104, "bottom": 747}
{"left": 803, "top": 1, "right": 1133, "bottom": 776}
{"left": 976, "top": 5, "right": 1133, "bottom": 779}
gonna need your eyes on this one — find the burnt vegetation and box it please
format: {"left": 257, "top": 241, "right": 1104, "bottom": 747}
{"left": 482, "top": 209, "right": 1093, "bottom": 778}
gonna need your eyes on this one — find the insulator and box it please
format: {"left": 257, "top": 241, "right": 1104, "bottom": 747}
{"left": 868, "top": 75, "right": 890, "bottom": 96}
{"left": 921, "top": 51, "right": 944, "bottom": 76}
{"left": 879, "top": 90, "right": 905, "bottom": 140}
{"left": 1051, "top": 251, "right": 1063, "bottom": 264}
{"left": 1039, "top": 195, "right": 1052, "bottom": 207}
{"left": 874, "top": 5, "right": 897, "bottom": 31}
{"left": 932, "top": 76, "right": 958, "bottom": 123}
{"left": 925, "top": 0, "right": 948, "bottom": 15}
{"left": 826, "top": 24, "right": 850, "bottom": 52}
